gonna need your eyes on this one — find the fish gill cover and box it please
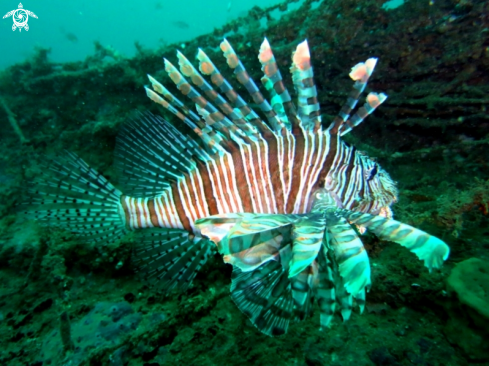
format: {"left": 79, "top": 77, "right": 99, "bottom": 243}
{"left": 0, "top": 0, "right": 488, "bottom": 365}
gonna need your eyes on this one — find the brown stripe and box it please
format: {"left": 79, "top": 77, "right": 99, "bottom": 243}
{"left": 191, "top": 73, "right": 204, "bottom": 87}
{"left": 228, "top": 140, "right": 254, "bottom": 212}
{"left": 190, "top": 170, "right": 208, "bottom": 219}
{"left": 259, "top": 133, "right": 279, "bottom": 213}
{"left": 273, "top": 80, "right": 286, "bottom": 95}
{"left": 210, "top": 111, "right": 225, "bottom": 123}
{"left": 280, "top": 132, "right": 292, "bottom": 212}
{"left": 192, "top": 95, "right": 208, "bottom": 109}
{"left": 316, "top": 132, "right": 339, "bottom": 193}
{"left": 212, "top": 153, "right": 236, "bottom": 213}
{"left": 170, "top": 182, "right": 192, "bottom": 231}
{"left": 180, "top": 173, "right": 199, "bottom": 221}
{"left": 205, "top": 89, "right": 219, "bottom": 102}
{"left": 264, "top": 61, "right": 278, "bottom": 77}
{"left": 355, "top": 159, "right": 367, "bottom": 209}
{"left": 136, "top": 198, "right": 142, "bottom": 228}
{"left": 225, "top": 89, "right": 238, "bottom": 103}
{"left": 341, "top": 147, "right": 356, "bottom": 202}
{"left": 266, "top": 132, "right": 284, "bottom": 213}
{"left": 161, "top": 193, "right": 174, "bottom": 227}
{"left": 195, "top": 160, "right": 219, "bottom": 215}
{"left": 239, "top": 105, "right": 251, "bottom": 117}
{"left": 148, "top": 199, "right": 159, "bottom": 227}
{"left": 283, "top": 101, "right": 301, "bottom": 132}
{"left": 219, "top": 102, "right": 234, "bottom": 116}
{"left": 120, "top": 195, "right": 130, "bottom": 228}
{"left": 250, "top": 91, "right": 264, "bottom": 104}
{"left": 237, "top": 138, "right": 259, "bottom": 211}
{"left": 299, "top": 132, "right": 321, "bottom": 213}
{"left": 286, "top": 127, "right": 306, "bottom": 213}
{"left": 302, "top": 77, "right": 315, "bottom": 88}
{"left": 211, "top": 73, "right": 224, "bottom": 87}
{"left": 248, "top": 140, "right": 267, "bottom": 213}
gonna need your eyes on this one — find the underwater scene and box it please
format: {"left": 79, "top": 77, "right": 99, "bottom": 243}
{"left": 0, "top": 0, "right": 488, "bottom": 365}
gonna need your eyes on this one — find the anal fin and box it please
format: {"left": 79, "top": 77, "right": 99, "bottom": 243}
{"left": 132, "top": 228, "right": 216, "bottom": 292}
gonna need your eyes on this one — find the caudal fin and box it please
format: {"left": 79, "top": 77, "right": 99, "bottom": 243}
{"left": 17, "top": 152, "right": 127, "bottom": 244}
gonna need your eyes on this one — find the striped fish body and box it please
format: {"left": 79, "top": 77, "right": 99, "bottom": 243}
{"left": 117, "top": 38, "right": 397, "bottom": 235}
{"left": 19, "top": 38, "right": 449, "bottom": 337}
{"left": 118, "top": 124, "right": 396, "bottom": 232}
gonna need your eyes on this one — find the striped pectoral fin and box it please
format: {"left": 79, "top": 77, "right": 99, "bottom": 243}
{"left": 230, "top": 256, "right": 294, "bottom": 337}
{"left": 315, "top": 248, "right": 336, "bottom": 328}
{"left": 343, "top": 211, "right": 450, "bottom": 272}
{"left": 290, "top": 262, "right": 316, "bottom": 322}
{"left": 327, "top": 216, "right": 371, "bottom": 297}
{"left": 354, "top": 288, "right": 366, "bottom": 314}
{"left": 288, "top": 214, "right": 326, "bottom": 278}
{"left": 196, "top": 213, "right": 296, "bottom": 271}
{"left": 336, "top": 277, "right": 354, "bottom": 321}
{"left": 132, "top": 228, "right": 216, "bottom": 292}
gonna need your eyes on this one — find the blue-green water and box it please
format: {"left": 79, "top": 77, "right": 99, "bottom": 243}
{"left": 0, "top": 0, "right": 285, "bottom": 69}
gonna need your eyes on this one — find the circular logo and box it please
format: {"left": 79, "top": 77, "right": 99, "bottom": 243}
{"left": 13, "top": 8, "right": 28, "bottom": 27}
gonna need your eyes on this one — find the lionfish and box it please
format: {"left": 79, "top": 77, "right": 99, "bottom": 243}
{"left": 20, "top": 38, "right": 450, "bottom": 336}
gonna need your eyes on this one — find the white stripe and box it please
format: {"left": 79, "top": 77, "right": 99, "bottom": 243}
{"left": 138, "top": 198, "right": 149, "bottom": 228}
{"left": 218, "top": 153, "right": 239, "bottom": 213}
{"left": 193, "top": 167, "right": 211, "bottom": 217}
{"left": 336, "top": 144, "right": 354, "bottom": 200}
{"left": 327, "top": 136, "right": 345, "bottom": 193}
{"left": 344, "top": 154, "right": 363, "bottom": 208}
{"left": 220, "top": 141, "right": 244, "bottom": 213}
{"left": 179, "top": 178, "right": 198, "bottom": 226}
{"left": 293, "top": 126, "right": 312, "bottom": 213}
{"left": 128, "top": 197, "right": 137, "bottom": 229}
{"left": 261, "top": 132, "right": 278, "bottom": 213}
{"left": 285, "top": 130, "right": 295, "bottom": 209}
{"left": 235, "top": 138, "right": 258, "bottom": 213}
{"left": 154, "top": 196, "right": 166, "bottom": 227}
{"left": 247, "top": 139, "right": 264, "bottom": 213}
{"left": 188, "top": 170, "right": 206, "bottom": 218}
{"left": 276, "top": 134, "right": 286, "bottom": 212}
{"left": 162, "top": 191, "right": 176, "bottom": 228}
{"left": 303, "top": 131, "right": 330, "bottom": 211}
{"left": 254, "top": 135, "right": 273, "bottom": 213}
{"left": 206, "top": 159, "right": 228, "bottom": 213}
{"left": 166, "top": 190, "right": 184, "bottom": 229}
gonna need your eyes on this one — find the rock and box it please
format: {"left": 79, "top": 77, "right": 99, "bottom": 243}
{"left": 368, "top": 347, "right": 398, "bottom": 366}
{"left": 444, "top": 258, "right": 489, "bottom": 360}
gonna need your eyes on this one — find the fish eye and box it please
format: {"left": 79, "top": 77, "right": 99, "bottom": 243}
{"left": 367, "top": 164, "right": 378, "bottom": 181}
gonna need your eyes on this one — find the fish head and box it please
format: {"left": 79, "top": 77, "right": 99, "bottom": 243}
{"left": 322, "top": 151, "right": 398, "bottom": 218}
{"left": 351, "top": 154, "right": 398, "bottom": 217}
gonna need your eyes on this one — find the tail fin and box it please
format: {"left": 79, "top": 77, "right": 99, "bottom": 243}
{"left": 17, "top": 152, "right": 127, "bottom": 244}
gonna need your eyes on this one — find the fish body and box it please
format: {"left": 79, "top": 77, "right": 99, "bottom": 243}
{"left": 20, "top": 38, "right": 449, "bottom": 336}
{"left": 172, "top": 21, "right": 189, "bottom": 29}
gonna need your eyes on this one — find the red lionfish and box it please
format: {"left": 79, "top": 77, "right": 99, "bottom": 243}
{"left": 20, "top": 39, "right": 450, "bottom": 336}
